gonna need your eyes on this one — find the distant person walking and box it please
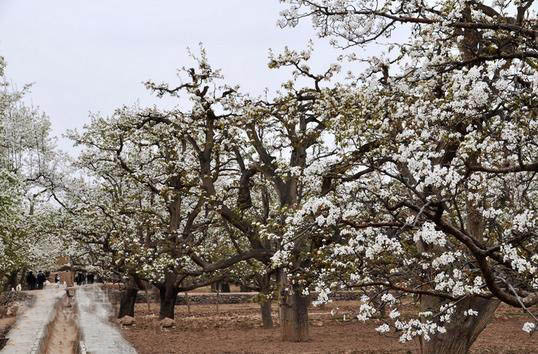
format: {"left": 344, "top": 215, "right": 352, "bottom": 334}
{"left": 36, "top": 271, "right": 46, "bottom": 289}
{"left": 26, "top": 271, "right": 37, "bottom": 290}
{"left": 76, "top": 272, "right": 86, "bottom": 286}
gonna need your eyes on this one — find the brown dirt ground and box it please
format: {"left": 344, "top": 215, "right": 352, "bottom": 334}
{"left": 0, "top": 317, "right": 16, "bottom": 350}
{"left": 0, "top": 291, "right": 33, "bottom": 350}
{"left": 120, "top": 301, "right": 538, "bottom": 354}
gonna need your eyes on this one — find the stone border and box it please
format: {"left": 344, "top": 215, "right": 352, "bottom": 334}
{"left": 105, "top": 288, "right": 362, "bottom": 306}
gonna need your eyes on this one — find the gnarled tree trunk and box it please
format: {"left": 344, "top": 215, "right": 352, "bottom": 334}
{"left": 420, "top": 296, "right": 500, "bottom": 354}
{"left": 259, "top": 274, "right": 274, "bottom": 329}
{"left": 279, "top": 272, "right": 309, "bottom": 341}
{"left": 118, "top": 276, "right": 138, "bottom": 318}
{"left": 159, "top": 275, "right": 179, "bottom": 320}
{"left": 260, "top": 300, "right": 273, "bottom": 329}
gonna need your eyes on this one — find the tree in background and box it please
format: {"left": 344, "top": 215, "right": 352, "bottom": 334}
{"left": 0, "top": 56, "right": 65, "bottom": 288}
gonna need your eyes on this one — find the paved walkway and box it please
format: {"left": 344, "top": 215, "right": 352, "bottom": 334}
{"left": 1, "top": 287, "right": 64, "bottom": 354}
{"left": 77, "top": 285, "right": 137, "bottom": 353}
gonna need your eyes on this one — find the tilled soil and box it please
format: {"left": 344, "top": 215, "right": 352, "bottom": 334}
{"left": 121, "top": 302, "right": 538, "bottom": 353}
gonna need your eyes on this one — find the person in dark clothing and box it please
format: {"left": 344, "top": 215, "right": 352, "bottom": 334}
{"left": 87, "top": 273, "right": 94, "bottom": 284}
{"left": 26, "top": 271, "right": 37, "bottom": 290}
{"left": 76, "top": 272, "right": 84, "bottom": 286}
{"left": 36, "top": 271, "right": 46, "bottom": 289}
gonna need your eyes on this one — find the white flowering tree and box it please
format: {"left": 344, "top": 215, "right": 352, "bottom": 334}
{"left": 70, "top": 115, "right": 207, "bottom": 319}
{"left": 59, "top": 174, "right": 162, "bottom": 317}
{"left": 69, "top": 86, "right": 278, "bottom": 319}
{"left": 234, "top": 50, "right": 347, "bottom": 340}
{"left": 277, "top": 0, "right": 538, "bottom": 352}
{"left": 141, "top": 47, "right": 353, "bottom": 340}
{"left": 0, "top": 56, "right": 65, "bottom": 288}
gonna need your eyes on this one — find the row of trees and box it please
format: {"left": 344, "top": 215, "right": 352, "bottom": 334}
{"left": 3, "top": 1, "right": 535, "bottom": 353}
{"left": 0, "top": 56, "right": 69, "bottom": 289}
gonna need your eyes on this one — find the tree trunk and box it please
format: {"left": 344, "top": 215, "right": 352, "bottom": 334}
{"left": 220, "top": 281, "right": 230, "bottom": 293}
{"left": 260, "top": 300, "right": 273, "bottom": 329}
{"left": 118, "top": 276, "right": 139, "bottom": 318}
{"left": 418, "top": 191, "right": 498, "bottom": 353}
{"left": 279, "top": 272, "right": 309, "bottom": 341}
{"left": 420, "top": 296, "right": 499, "bottom": 354}
{"left": 259, "top": 273, "right": 273, "bottom": 329}
{"left": 159, "top": 277, "right": 178, "bottom": 320}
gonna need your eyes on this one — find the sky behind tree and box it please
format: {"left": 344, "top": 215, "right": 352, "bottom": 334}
{"left": 0, "top": 0, "right": 343, "bottom": 152}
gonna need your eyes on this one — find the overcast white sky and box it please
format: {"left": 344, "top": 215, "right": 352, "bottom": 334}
{"left": 0, "top": 1, "right": 347, "bottom": 153}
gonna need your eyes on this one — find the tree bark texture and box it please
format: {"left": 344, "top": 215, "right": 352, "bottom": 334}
{"left": 159, "top": 277, "right": 179, "bottom": 320}
{"left": 118, "top": 287, "right": 138, "bottom": 318}
{"left": 420, "top": 296, "right": 500, "bottom": 354}
{"left": 118, "top": 276, "right": 139, "bottom": 318}
{"left": 260, "top": 300, "right": 274, "bottom": 329}
{"left": 279, "top": 273, "right": 310, "bottom": 341}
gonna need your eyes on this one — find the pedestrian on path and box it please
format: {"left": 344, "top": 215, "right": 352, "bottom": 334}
{"left": 36, "top": 271, "right": 46, "bottom": 289}
{"left": 26, "top": 271, "right": 37, "bottom": 290}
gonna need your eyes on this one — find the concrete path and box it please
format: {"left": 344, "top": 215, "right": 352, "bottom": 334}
{"left": 77, "top": 285, "right": 137, "bottom": 354}
{"left": 1, "top": 287, "right": 64, "bottom": 354}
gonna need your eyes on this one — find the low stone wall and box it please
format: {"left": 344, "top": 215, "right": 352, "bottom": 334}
{"left": 175, "top": 293, "right": 256, "bottom": 305}
{"left": 126, "top": 292, "right": 257, "bottom": 305}
{"left": 331, "top": 291, "right": 361, "bottom": 301}
{"left": 105, "top": 288, "right": 360, "bottom": 305}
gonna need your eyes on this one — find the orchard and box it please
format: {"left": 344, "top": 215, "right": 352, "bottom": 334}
{"left": 0, "top": 1, "right": 536, "bottom": 353}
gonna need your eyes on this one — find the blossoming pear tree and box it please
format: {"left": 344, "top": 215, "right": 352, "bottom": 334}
{"left": 0, "top": 56, "right": 65, "bottom": 287}
{"left": 69, "top": 84, "right": 277, "bottom": 319}
{"left": 276, "top": 0, "right": 538, "bottom": 352}
{"left": 140, "top": 47, "right": 355, "bottom": 340}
